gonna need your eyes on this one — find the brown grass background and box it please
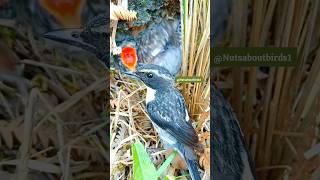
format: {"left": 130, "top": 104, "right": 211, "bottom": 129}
{"left": 213, "top": 0, "right": 320, "bottom": 179}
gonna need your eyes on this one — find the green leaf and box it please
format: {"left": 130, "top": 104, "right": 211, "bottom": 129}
{"left": 156, "top": 150, "right": 177, "bottom": 177}
{"left": 132, "top": 142, "right": 158, "bottom": 180}
{"left": 164, "top": 175, "right": 176, "bottom": 180}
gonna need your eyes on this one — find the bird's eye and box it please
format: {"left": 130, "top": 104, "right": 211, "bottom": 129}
{"left": 71, "top": 32, "right": 80, "bottom": 38}
{"left": 147, "top": 73, "right": 153, "bottom": 78}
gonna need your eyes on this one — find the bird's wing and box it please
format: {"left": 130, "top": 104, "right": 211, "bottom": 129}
{"left": 137, "top": 18, "right": 180, "bottom": 63}
{"left": 146, "top": 89, "right": 199, "bottom": 148}
{"left": 212, "top": 85, "right": 256, "bottom": 179}
{"left": 84, "top": 13, "right": 108, "bottom": 32}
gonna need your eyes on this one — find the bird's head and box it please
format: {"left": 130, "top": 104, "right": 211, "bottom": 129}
{"left": 125, "top": 64, "right": 174, "bottom": 90}
{"left": 43, "top": 28, "right": 97, "bottom": 53}
{"left": 43, "top": 14, "right": 108, "bottom": 56}
{"left": 38, "top": 0, "right": 85, "bottom": 27}
{"left": 120, "top": 47, "right": 137, "bottom": 71}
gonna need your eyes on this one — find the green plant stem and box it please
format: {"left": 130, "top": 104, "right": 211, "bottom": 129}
{"left": 156, "top": 150, "right": 177, "bottom": 177}
{"left": 182, "top": 0, "right": 187, "bottom": 38}
{"left": 176, "top": 173, "right": 190, "bottom": 179}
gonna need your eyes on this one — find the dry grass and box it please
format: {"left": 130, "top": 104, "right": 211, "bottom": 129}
{"left": 0, "top": 26, "right": 108, "bottom": 179}
{"left": 110, "top": 75, "right": 161, "bottom": 179}
{"left": 181, "top": 0, "right": 210, "bottom": 117}
{"left": 213, "top": 0, "right": 320, "bottom": 179}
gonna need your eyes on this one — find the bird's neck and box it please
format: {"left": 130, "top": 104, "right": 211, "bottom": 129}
{"left": 145, "top": 84, "right": 176, "bottom": 104}
{"left": 146, "top": 87, "right": 156, "bottom": 104}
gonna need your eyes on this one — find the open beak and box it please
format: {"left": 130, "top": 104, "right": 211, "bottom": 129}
{"left": 43, "top": 28, "right": 96, "bottom": 54}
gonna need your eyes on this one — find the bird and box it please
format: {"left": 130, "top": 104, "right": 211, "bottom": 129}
{"left": 212, "top": 85, "right": 257, "bottom": 180}
{"left": 119, "top": 17, "right": 182, "bottom": 76}
{"left": 9, "top": 1, "right": 108, "bottom": 66}
{"left": 43, "top": 13, "right": 109, "bottom": 67}
{"left": 36, "top": 0, "right": 86, "bottom": 28}
{"left": 15, "top": 0, "right": 106, "bottom": 34}
{"left": 124, "top": 64, "right": 203, "bottom": 180}
{"left": 211, "top": 0, "right": 232, "bottom": 46}
{"left": 120, "top": 46, "right": 138, "bottom": 71}
{"left": 41, "top": 3, "right": 181, "bottom": 76}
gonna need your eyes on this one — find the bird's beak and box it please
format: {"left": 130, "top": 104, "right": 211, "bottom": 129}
{"left": 43, "top": 29, "right": 96, "bottom": 53}
{"left": 123, "top": 71, "right": 143, "bottom": 81}
{"left": 123, "top": 71, "right": 138, "bottom": 78}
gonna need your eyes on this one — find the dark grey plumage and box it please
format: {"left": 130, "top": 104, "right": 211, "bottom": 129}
{"left": 211, "top": 0, "right": 232, "bottom": 46}
{"left": 43, "top": 14, "right": 109, "bottom": 67}
{"left": 147, "top": 87, "right": 199, "bottom": 149}
{"left": 119, "top": 18, "right": 182, "bottom": 76}
{"left": 81, "top": 14, "right": 108, "bottom": 53}
{"left": 125, "top": 64, "right": 202, "bottom": 180}
{"left": 136, "top": 19, "right": 181, "bottom": 75}
{"left": 212, "top": 85, "right": 256, "bottom": 180}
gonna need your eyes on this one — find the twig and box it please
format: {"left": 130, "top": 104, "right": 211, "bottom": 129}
{"left": 15, "top": 88, "right": 37, "bottom": 180}
{"left": 21, "top": 59, "right": 87, "bottom": 75}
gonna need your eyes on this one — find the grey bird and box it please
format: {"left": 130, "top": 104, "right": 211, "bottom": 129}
{"left": 211, "top": 0, "right": 232, "bottom": 46}
{"left": 116, "top": 17, "right": 182, "bottom": 77}
{"left": 125, "top": 64, "right": 203, "bottom": 180}
{"left": 212, "top": 85, "right": 257, "bottom": 180}
{"left": 43, "top": 14, "right": 109, "bottom": 67}
{"left": 127, "top": 17, "right": 182, "bottom": 76}
{"left": 43, "top": 13, "right": 182, "bottom": 76}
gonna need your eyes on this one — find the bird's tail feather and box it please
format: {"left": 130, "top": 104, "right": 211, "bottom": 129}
{"left": 175, "top": 144, "right": 201, "bottom": 180}
{"left": 185, "top": 158, "right": 201, "bottom": 180}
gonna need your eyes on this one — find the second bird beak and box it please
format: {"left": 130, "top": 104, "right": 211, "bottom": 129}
{"left": 43, "top": 29, "right": 96, "bottom": 53}
{"left": 123, "top": 71, "right": 138, "bottom": 78}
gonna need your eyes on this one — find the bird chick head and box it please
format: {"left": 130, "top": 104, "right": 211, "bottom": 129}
{"left": 125, "top": 64, "right": 174, "bottom": 90}
{"left": 39, "top": 0, "right": 85, "bottom": 27}
{"left": 120, "top": 46, "right": 138, "bottom": 71}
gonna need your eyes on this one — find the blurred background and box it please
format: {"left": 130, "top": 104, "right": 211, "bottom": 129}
{"left": 0, "top": 0, "right": 108, "bottom": 179}
{"left": 213, "top": 0, "right": 320, "bottom": 179}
